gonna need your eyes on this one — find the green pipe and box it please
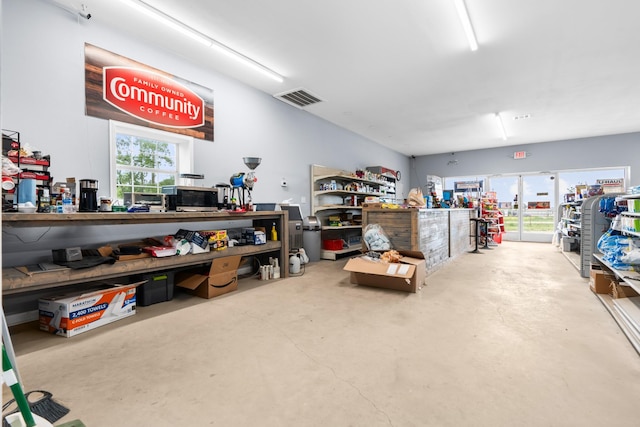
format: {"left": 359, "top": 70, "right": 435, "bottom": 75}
{"left": 2, "top": 345, "right": 36, "bottom": 427}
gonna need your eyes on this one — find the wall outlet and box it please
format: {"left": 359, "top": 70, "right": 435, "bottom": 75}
{"left": 301, "top": 196, "right": 307, "bottom": 203}
{"left": 281, "top": 178, "right": 287, "bottom": 187}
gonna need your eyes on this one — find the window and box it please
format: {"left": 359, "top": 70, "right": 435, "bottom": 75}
{"left": 109, "top": 121, "right": 193, "bottom": 202}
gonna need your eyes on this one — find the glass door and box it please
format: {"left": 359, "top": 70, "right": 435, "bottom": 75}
{"left": 521, "top": 173, "right": 557, "bottom": 242}
{"left": 487, "top": 173, "right": 557, "bottom": 242}
{"left": 487, "top": 176, "right": 519, "bottom": 240}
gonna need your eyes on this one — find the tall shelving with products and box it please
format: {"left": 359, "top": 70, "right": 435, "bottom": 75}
{"left": 592, "top": 193, "right": 640, "bottom": 353}
{"left": 365, "top": 166, "right": 398, "bottom": 204}
{"left": 2, "top": 129, "right": 53, "bottom": 212}
{"left": 311, "top": 164, "right": 394, "bottom": 260}
{"left": 558, "top": 200, "right": 582, "bottom": 269}
{"left": 480, "top": 192, "right": 503, "bottom": 245}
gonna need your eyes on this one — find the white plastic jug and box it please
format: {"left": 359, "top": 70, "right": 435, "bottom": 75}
{"left": 289, "top": 254, "right": 301, "bottom": 274}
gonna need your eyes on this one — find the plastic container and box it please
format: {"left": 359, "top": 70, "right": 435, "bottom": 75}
{"left": 322, "top": 239, "right": 344, "bottom": 251}
{"left": 133, "top": 271, "right": 175, "bottom": 306}
{"left": 62, "top": 188, "right": 73, "bottom": 213}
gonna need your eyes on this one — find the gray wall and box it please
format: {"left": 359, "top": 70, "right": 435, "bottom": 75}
{"left": 1, "top": 0, "right": 410, "bottom": 219}
{"left": 1, "top": 0, "right": 410, "bottom": 268}
{"left": 409, "top": 132, "right": 639, "bottom": 190}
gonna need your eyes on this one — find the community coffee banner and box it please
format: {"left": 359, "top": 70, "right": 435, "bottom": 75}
{"left": 85, "top": 43, "right": 214, "bottom": 141}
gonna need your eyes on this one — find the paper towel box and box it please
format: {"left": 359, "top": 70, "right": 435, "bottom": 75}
{"left": 39, "top": 283, "right": 139, "bottom": 337}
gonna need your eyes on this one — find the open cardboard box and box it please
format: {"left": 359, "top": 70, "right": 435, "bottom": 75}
{"left": 175, "top": 255, "right": 242, "bottom": 299}
{"left": 343, "top": 250, "right": 426, "bottom": 293}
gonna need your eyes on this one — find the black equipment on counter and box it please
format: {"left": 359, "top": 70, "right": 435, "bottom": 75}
{"left": 79, "top": 179, "right": 98, "bottom": 212}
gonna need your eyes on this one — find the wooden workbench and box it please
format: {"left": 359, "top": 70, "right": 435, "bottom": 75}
{"left": 2, "top": 211, "right": 289, "bottom": 294}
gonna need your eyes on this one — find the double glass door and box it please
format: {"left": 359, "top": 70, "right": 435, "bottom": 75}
{"left": 489, "top": 173, "right": 557, "bottom": 242}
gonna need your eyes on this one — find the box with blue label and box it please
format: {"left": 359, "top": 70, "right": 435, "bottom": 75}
{"left": 38, "top": 283, "right": 139, "bottom": 337}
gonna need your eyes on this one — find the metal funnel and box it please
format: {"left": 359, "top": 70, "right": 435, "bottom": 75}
{"left": 243, "top": 157, "right": 262, "bottom": 170}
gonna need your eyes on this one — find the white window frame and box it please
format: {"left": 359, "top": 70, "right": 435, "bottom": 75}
{"left": 109, "top": 120, "right": 194, "bottom": 202}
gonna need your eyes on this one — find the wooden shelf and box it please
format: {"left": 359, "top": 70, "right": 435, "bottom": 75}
{"left": 2, "top": 211, "right": 290, "bottom": 294}
{"left": 2, "top": 241, "right": 281, "bottom": 295}
{"left": 321, "top": 225, "right": 362, "bottom": 230}
{"left": 314, "top": 205, "right": 363, "bottom": 212}
{"left": 320, "top": 244, "right": 362, "bottom": 260}
{"left": 2, "top": 211, "right": 285, "bottom": 227}
{"left": 314, "top": 190, "right": 384, "bottom": 197}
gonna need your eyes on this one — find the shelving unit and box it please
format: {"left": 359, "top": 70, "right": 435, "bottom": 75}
{"left": 311, "top": 164, "right": 391, "bottom": 260}
{"left": 365, "top": 166, "right": 398, "bottom": 204}
{"left": 2, "top": 129, "right": 53, "bottom": 212}
{"left": 592, "top": 253, "right": 640, "bottom": 354}
{"left": 589, "top": 193, "right": 640, "bottom": 354}
{"left": 2, "top": 211, "right": 289, "bottom": 296}
{"left": 618, "top": 193, "right": 640, "bottom": 237}
{"left": 480, "top": 192, "right": 503, "bottom": 246}
{"left": 558, "top": 200, "right": 582, "bottom": 270}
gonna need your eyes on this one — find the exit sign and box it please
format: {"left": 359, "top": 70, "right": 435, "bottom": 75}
{"left": 514, "top": 151, "right": 527, "bottom": 159}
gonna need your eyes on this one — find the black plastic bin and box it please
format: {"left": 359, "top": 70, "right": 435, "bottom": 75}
{"left": 133, "top": 271, "right": 175, "bottom": 306}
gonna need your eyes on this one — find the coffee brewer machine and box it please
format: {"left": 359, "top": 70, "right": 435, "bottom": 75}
{"left": 79, "top": 179, "right": 98, "bottom": 212}
{"left": 215, "top": 183, "right": 231, "bottom": 209}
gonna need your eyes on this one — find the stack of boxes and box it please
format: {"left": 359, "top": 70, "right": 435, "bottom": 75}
{"left": 200, "top": 229, "right": 229, "bottom": 250}
{"left": 622, "top": 199, "right": 640, "bottom": 233}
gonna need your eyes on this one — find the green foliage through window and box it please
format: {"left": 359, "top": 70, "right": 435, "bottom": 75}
{"left": 115, "top": 133, "right": 177, "bottom": 200}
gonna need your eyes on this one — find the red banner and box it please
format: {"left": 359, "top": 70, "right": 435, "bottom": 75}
{"left": 85, "top": 43, "right": 214, "bottom": 141}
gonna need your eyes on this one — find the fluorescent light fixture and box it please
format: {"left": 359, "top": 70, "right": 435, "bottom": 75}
{"left": 454, "top": 0, "right": 478, "bottom": 51}
{"left": 495, "top": 113, "right": 508, "bottom": 140}
{"left": 119, "top": 0, "right": 284, "bottom": 83}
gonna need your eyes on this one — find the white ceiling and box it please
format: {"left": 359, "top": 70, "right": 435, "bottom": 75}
{"left": 68, "top": 0, "right": 640, "bottom": 156}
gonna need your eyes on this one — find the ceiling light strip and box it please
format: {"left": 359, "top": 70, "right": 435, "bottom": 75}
{"left": 453, "top": 0, "right": 478, "bottom": 51}
{"left": 119, "top": 0, "right": 284, "bottom": 83}
{"left": 495, "top": 113, "right": 508, "bottom": 140}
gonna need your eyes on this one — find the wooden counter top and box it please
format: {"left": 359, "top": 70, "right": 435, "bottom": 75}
{"left": 2, "top": 210, "right": 285, "bottom": 227}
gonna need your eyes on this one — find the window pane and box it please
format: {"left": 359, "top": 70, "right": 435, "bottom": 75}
{"left": 156, "top": 142, "right": 176, "bottom": 170}
{"left": 116, "top": 169, "right": 132, "bottom": 186}
{"left": 112, "top": 122, "right": 191, "bottom": 204}
{"left": 116, "top": 134, "right": 132, "bottom": 165}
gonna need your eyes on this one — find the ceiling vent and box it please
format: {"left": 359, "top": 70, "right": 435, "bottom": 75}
{"left": 274, "top": 88, "right": 323, "bottom": 108}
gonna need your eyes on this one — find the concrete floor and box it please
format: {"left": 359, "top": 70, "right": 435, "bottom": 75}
{"left": 3, "top": 241, "right": 640, "bottom": 426}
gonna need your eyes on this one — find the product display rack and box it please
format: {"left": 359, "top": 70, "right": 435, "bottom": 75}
{"left": 558, "top": 200, "right": 582, "bottom": 269}
{"left": 311, "top": 164, "right": 391, "bottom": 260}
{"left": 2, "top": 129, "right": 53, "bottom": 212}
{"left": 480, "top": 192, "right": 503, "bottom": 246}
{"left": 365, "top": 166, "right": 398, "bottom": 204}
{"left": 618, "top": 193, "right": 640, "bottom": 237}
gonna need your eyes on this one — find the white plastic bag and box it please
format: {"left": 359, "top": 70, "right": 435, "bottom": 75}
{"left": 363, "top": 223, "right": 392, "bottom": 251}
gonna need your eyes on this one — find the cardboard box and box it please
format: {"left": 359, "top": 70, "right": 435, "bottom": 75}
{"left": 589, "top": 268, "right": 614, "bottom": 294}
{"left": 343, "top": 251, "right": 426, "bottom": 293}
{"left": 38, "top": 283, "right": 138, "bottom": 337}
{"left": 200, "top": 229, "right": 228, "bottom": 250}
{"left": 627, "top": 199, "right": 640, "bottom": 213}
{"left": 610, "top": 280, "right": 640, "bottom": 299}
{"left": 175, "top": 255, "right": 242, "bottom": 299}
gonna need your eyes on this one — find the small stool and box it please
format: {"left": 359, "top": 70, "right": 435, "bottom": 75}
{"left": 469, "top": 218, "right": 486, "bottom": 253}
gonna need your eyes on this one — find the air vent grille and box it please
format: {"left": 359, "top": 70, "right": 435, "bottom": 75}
{"left": 274, "top": 88, "right": 323, "bottom": 108}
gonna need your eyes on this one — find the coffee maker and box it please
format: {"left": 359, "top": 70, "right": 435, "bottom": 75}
{"left": 215, "top": 183, "right": 231, "bottom": 209}
{"left": 79, "top": 179, "right": 98, "bottom": 212}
